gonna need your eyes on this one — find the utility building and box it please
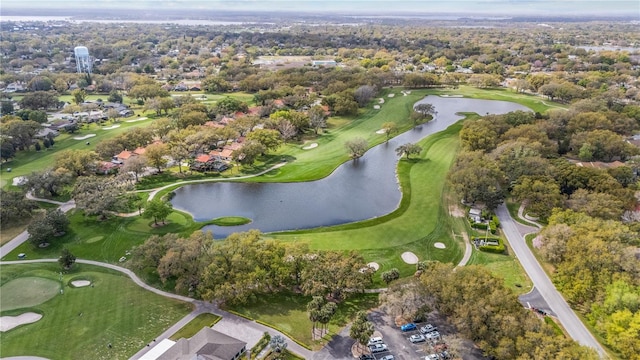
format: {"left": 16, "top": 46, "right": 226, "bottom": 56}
{"left": 74, "top": 46, "right": 92, "bottom": 74}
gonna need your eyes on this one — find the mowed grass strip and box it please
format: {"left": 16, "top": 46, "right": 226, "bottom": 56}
{"left": 169, "top": 313, "right": 221, "bottom": 341}
{"left": 0, "top": 263, "right": 192, "bottom": 360}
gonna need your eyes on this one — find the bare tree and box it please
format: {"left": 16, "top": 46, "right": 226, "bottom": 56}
{"left": 354, "top": 85, "right": 377, "bottom": 107}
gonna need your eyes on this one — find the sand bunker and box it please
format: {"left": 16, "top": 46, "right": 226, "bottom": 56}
{"left": 101, "top": 125, "right": 121, "bottom": 130}
{"left": 440, "top": 94, "right": 463, "bottom": 98}
{"left": 12, "top": 176, "right": 27, "bottom": 186}
{"left": 73, "top": 134, "right": 96, "bottom": 140}
{"left": 367, "top": 262, "right": 380, "bottom": 271}
{"left": 378, "top": 98, "right": 385, "bottom": 104}
{"left": 434, "top": 242, "right": 446, "bottom": 249}
{"left": 375, "top": 129, "right": 387, "bottom": 134}
{"left": 373, "top": 105, "right": 381, "bottom": 110}
{"left": 0, "top": 312, "right": 42, "bottom": 332}
{"left": 387, "top": 93, "right": 395, "bottom": 98}
{"left": 401, "top": 252, "right": 419, "bottom": 264}
{"left": 71, "top": 280, "right": 91, "bottom": 287}
{"left": 302, "top": 143, "right": 318, "bottom": 150}
{"left": 125, "top": 117, "right": 148, "bottom": 123}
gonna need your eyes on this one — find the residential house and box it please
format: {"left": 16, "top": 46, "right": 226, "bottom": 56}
{"left": 469, "top": 208, "right": 482, "bottom": 223}
{"left": 190, "top": 154, "right": 229, "bottom": 172}
{"left": 209, "top": 149, "right": 234, "bottom": 162}
{"left": 35, "top": 127, "right": 59, "bottom": 139}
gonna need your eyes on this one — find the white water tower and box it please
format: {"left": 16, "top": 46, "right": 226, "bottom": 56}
{"left": 74, "top": 46, "right": 92, "bottom": 74}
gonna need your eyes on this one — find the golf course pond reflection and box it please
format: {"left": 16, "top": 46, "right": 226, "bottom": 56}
{"left": 170, "top": 96, "right": 530, "bottom": 237}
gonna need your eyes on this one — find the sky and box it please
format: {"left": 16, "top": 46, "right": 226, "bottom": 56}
{"left": 1, "top": 0, "right": 639, "bottom": 16}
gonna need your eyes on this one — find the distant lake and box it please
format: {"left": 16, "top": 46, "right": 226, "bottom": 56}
{"left": 171, "top": 96, "right": 530, "bottom": 238}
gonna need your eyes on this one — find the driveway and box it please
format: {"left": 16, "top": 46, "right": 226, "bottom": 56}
{"left": 496, "top": 204, "right": 606, "bottom": 357}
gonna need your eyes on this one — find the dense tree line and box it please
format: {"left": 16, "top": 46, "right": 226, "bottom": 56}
{"left": 129, "top": 230, "right": 372, "bottom": 304}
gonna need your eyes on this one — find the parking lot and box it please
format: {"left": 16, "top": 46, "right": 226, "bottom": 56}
{"left": 367, "top": 309, "right": 443, "bottom": 360}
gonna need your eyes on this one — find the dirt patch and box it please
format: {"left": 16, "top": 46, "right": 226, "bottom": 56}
{"left": 0, "top": 312, "right": 42, "bottom": 332}
{"left": 449, "top": 205, "right": 465, "bottom": 218}
{"left": 401, "top": 252, "right": 419, "bottom": 264}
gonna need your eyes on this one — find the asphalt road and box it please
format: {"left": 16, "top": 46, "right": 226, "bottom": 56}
{"left": 496, "top": 204, "right": 606, "bottom": 357}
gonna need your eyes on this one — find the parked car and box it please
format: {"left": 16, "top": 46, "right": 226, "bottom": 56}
{"left": 400, "top": 323, "right": 417, "bottom": 331}
{"left": 420, "top": 324, "right": 437, "bottom": 334}
{"left": 409, "top": 334, "right": 426, "bottom": 343}
{"left": 379, "top": 356, "right": 395, "bottom": 360}
{"left": 424, "top": 354, "right": 439, "bottom": 360}
{"left": 359, "top": 355, "right": 375, "bottom": 360}
{"left": 368, "top": 343, "right": 388, "bottom": 353}
{"left": 425, "top": 331, "right": 441, "bottom": 340}
{"left": 367, "top": 337, "right": 383, "bottom": 346}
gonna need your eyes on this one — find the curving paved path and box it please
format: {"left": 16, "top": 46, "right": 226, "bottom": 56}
{"left": 0, "top": 258, "right": 313, "bottom": 360}
{"left": 456, "top": 231, "right": 472, "bottom": 267}
{"left": 496, "top": 204, "right": 606, "bottom": 357}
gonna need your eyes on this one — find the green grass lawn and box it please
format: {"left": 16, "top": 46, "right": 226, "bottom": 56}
{"left": 169, "top": 313, "right": 221, "bottom": 340}
{"left": 1, "top": 209, "right": 207, "bottom": 264}
{"left": 467, "top": 248, "right": 533, "bottom": 295}
{"left": 227, "top": 292, "right": 378, "bottom": 350}
{"left": 0, "top": 262, "right": 192, "bottom": 360}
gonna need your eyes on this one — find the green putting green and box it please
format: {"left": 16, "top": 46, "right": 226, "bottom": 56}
{"left": 0, "top": 277, "right": 60, "bottom": 312}
{"left": 210, "top": 217, "right": 252, "bottom": 226}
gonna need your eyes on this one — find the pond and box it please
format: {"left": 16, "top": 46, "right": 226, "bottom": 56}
{"left": 171, "top": 95, "right": 530, "bottom": 237}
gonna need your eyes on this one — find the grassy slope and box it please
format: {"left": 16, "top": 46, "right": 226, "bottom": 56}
{"left": 169, "top": 313, "right": 221, "bottom": 341}
{"left": 0, "top": 263, "right": 192, "bottom": 360}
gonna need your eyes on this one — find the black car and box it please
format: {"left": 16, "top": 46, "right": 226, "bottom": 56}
{"left": 359, "top": 355, "right": 375, "bottom": 360}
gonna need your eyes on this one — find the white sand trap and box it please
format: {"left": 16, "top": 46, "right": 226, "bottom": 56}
{"left": 101, "top": 124, "right": 121, "bottom": 130}
{"left": 125, "top": 117, "right": 148, "bottom": 123}
{"left": 401, "top": 252, "right": 419, "bottom": 264}
{"left": 71, "top": 280, "right": 91, "bottom": 287}
{"left": 367, "top": 262, "right": 380, "bottom": 271}
{"left": 378, "top": 98, "right": 385, "bottom": 104}
{"left": 373, "top": 105, "right": 381, "bottom": 110}
{"left": 434, "top": 242, "right": 446, "bottom": 249}
{"left": 12, "top": 176, "right": 27, "bottom": 186}
{"left": 302, "top": 143, "right": 318, "bottom": 150}
{"left": 375, "top": 129, "right": 386, "bottom": 134}
{"left": 387, "top": 93, "right": 395, "bottom": 98}
{"left": 405, "top": 91, "right": 411, "bottom": 94}
{"left": 440, "top": 94, "right": 463, "bottom": 98}
{"left": 73, "top": 134, "right": 96, "bottom": 140}
{"left": 1, "top": 312, "right": 42, "bottom": 332}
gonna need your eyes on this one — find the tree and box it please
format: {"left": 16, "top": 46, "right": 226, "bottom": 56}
{"left": 58, "top": 248, "right": 76, "bottom": 270}
{"left": 381, "top": 268, "right": 400, "bottom": 284}
{"left": 27, "top": 209, "right": 69, "bottom": 247}
{"left": 0, "top": 189, "right": 36, "bottom": 225}
{"left": 345, "top": 137, "right": 368, "bottom": 160}
{"left": 354, "top": 85, "right": 377, "bottom": 107}
{"left": 73, "top": 176, "right": 129, "bottom": 219}
{"left": 54, "top": 149, "right": 98, "bottom": 176}
{"left": 120, "top": 155, "right": 148, "bottom": 182}
{"left": 144, "top": 143, "right": 169, "bottom": 173}
{"left": 269, "top": 334, "right": 288, "bottom": 355}
{"left": 232, "top": 140, "right": 265, "bottom": 166}
{"left": 307, "top": 296, "right": 325, "bottom": 332}
{"left": 308, "top": 105, "right": 327, "bottom": 134}
{"left": 350, "top": 311, "right": 375, "bottom": 351}
{"left": 157, "top": 230, "right": 213, "bottom": 294}
{"left": 318, "top": 302, "right": 338, "bottom": 331}
{"left": 448, "top": 150, "right": 506, "bottom": 209}
{"left": 381, "top": 122, "right": 397, "bottom": 142}
{"left": 0, "top": 138, "right": 16, "bottom": 162}
{"left": 395, "top": 143, "right": 422, "bottom": 159}
{"left": 202, "top": 75, "right": 231, "bottom": 93}
{"left": 19, "top": 91, "right": 59, "bottom": 110}
{"left": 107, "top": 90, "right": 123, "bottom": 103}
{"left": 512, "top": 176, "right": 564, "bottom": 220}
{"left": 301, "top": 250, "right": 371, "bottom": 301}
{"left": 247, "top": 129, "right": 283, "bottom": 153}
{"left": 1, "top": 119, "right": 40, "bottom": 151}
{"left": 27, "top": 168, "right": 73, "bottom": 198}
{"left": 71, "top": 89, "right": 87, "bottom": 105}
{"left": 144, "top": 199, "right": 173, "bottom": 225}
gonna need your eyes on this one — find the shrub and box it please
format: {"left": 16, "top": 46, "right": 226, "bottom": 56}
{"left": 471, "top": 222, "right": 488, "bottom": 230}
{"left": 479, "top": 237, "right": 505, "bottom": 254}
